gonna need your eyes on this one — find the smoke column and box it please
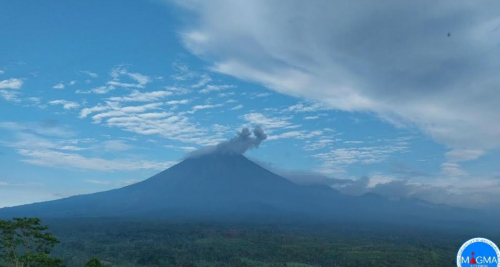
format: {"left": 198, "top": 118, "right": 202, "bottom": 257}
{"left": 187, "top": 126, "right": 267, "bottom": 158}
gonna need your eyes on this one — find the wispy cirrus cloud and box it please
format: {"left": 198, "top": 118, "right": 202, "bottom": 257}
{"left": 185, "top": 103, "right": 223, "bottom": 114}
{"left": 76, "top": 85, "right": 115, "bottom": 95}
{"left": 199, "top": 84, "right": 234, "bottom": 94}
{"left": 191, "top": 73, "right": 211, "bottom": 88}
{"left": 49, "top": 100, "right": 80, "bottom": 110}
{"left": 78, "top": 101, "right": 225, "bottom": 145}
{"left": 18, "top": 149, "right": 175, "bottom": 171}
{"left": 165, "top": 99, "right": 190, "bottom": 105}
{"left": 0, "top": 90, "right": 21, "bottom": 102}
{"left": 313, "top": 137, "right": 410, "bottom": 175}
{"left": 230, "top": 104, "right": 243, "bottom": 110}
{"left": 80, "top": 70, "right": 98, "bottom": 78}
{"left": 107, "top": 66, "right": 151, "bottom": 88}
{"left": 108, "top": 90, "right": 173, "bottom": 102}
{"left": 52, "top": 83, "right": 65, "bottom": 89}
{"left": 0, "top": 121, "right": 75, "bottom": 138}
{"left": 267, "top": 130, "right": 323, "bottom": 141}
{"left": 242, "top": 112, "right": 299, "bottom": 131}
{"left": 0, "top": 122, "right": 174, "bottom": 172}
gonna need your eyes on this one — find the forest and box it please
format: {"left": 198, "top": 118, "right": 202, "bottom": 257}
{"left": 2, "top": 217, "right": 498, "bottom": 267}
{"left": 39, "top": 218, "right": 500, "bottom": 267}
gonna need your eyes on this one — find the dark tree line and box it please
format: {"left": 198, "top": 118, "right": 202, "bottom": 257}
{"left": 0, "top": 217, "right": 101, "bottom": 267}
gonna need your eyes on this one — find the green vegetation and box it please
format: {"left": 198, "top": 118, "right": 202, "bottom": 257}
{"left": 85, "top": 258, "right": 102, "bottom": 267}
{"left": 0, "top": 217, "right": 64, "bottom": 267}
{"left": 3, "top": 217, "right": 495, "bottom": 266}
{"left": 43, "top": 218, "right": 494, "bottom": 267}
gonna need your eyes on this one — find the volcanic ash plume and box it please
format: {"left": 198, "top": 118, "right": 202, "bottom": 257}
{"left": 188, "top": 126, "right": 267, "bottom": 158}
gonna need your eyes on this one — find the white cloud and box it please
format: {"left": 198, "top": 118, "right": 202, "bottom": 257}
{"left": 285, "top": 103, "right": 325, "bottom": 113}
{"left": 17, "top": 149, "right": 175, "bottom": 171}
{"left": 165, "top": 144, "right": 197, "bottom": 152}
{"left": 79, "top": 102, "right": 223, "bottom": 145}
{"left": 52, "top": 83, "right": 65, "bottom": 89}
{"left": 303, "top": 139, "right": 335, "bottom": 151}
{"left": 441, "top": 162, "right": 468, "bottom": 177}
{"left": 107, "top": 81, "right": 140, "bottom": 88}
{"left": 191, "top": 74, "right": 211, "bottom": 88}
{"left": 314, "top": 138, "right": 409, "bottom": 175}
{"left": 199, "top": 84, "right": 234, "bottom": 93}
{"left": 24, "top": 97, "right": 46, "bottom": 109}
{"left": 165, "top": 86, "right": 192, "bottom": 95}
{"left": 230, "top": 104, "right": 243, "bottom": 110}
{"left": 0, "top": 122, "right": 174, "bottom": 171}
{"left": 445, "top": 149, "right": 485, "bottom": 162}
{"left": 186, "top": 103, "right": 223, "bottom": 114}
{"left": 108, "top": 66, "right": 151, "bottom": 88}
{"left": 108, "top": 90, "right": 172, "bottom": 102}
{"left": 166, "top": 99, "right": 190, "bottom": 105}
{"left": 90, "top": 103, "right": 164, "bottom": 123}
{"left": 171, "top": 63, "right": 201, "bottom": 82}
{"left": 282, "top": 172, "right": 500, "bottom": 209}
{"left": 103, "top": 114, "right": 220, "bottom": 145}
{"left": 267, "top": 130, "right": 323, "bottom": 140}
{"left": 102, "top": 140, "right": 133, "bottom": 151}
{"left": 242, "top": 112, "right": 298, "bottom": 130}
{"left": 0, "top": 78, "right": 23, "bottom": 89}
{"left": 79, "top": 102, "right": 162, "bottom": 120}
{"left": 49, "top": 100, "right": 80, "bottom": 110}
{"left": 0, "top": 122, "right": 75, "bottom": 138}
{"left": 79, "top": 104, "right": 110, "bottom": 118}
{"left": 0, "top": 70, "right": 5, "bottom": 75}
{"left": 80, "top": 70, "right": 98, "bottom": 78}
{"left": 211, "top": 123, "right": 230, "bottom": 133}
{"left": 76, "top": 85, "right": 115, "bottom": 94}
{"left": 177, "top": 0, "right": 500, "bottom": 159}
{"left": 58, "top": 145, "right": 86, "bottom": 151}
{"left": 303, "top": 116, "right": 318, "bottom": 120}
{"left": 344, "top": 141, "right": 364, "bottom": 144}
{"left": 253, "top": 92, "right": 270, "bottom": 98}
{"left": 219, "top": 92, "right": 235, "bottom": 98}
{"left": 0, "top": 90, "right": 21, "bottom": 102}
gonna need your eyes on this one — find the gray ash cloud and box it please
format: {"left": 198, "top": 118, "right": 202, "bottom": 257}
{"left": 187, "top": 126, "right": 267, "bottom": 158}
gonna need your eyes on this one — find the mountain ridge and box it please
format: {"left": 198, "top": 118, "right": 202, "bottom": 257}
{"left": 0, "top": 154, "right": 494, "bottom": 228}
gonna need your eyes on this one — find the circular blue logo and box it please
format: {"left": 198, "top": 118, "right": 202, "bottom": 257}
{"left": 457, "top": 238, "right": 500, "bottom": 267}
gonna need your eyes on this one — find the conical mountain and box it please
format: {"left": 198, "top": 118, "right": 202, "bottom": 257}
{"left": 0, "top": 154, "right": 340, "bottom": 220}
{"left": 0, "top": 154, "right": 490, "bottom": 227}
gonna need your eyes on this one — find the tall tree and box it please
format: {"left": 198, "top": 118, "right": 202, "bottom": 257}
{"left": 0, "top": 217, "right": 64, "bottom": 267}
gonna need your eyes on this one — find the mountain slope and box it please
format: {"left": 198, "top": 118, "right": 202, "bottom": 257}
{"left": 0, "top": 154, "right": 488, "bottom": 226}
{"left": 0, "top": 155, "right": 340, "bottom": 219}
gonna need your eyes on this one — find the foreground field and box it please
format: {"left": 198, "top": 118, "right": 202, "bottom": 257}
{"left": 46, "top": 219, "right": 498, "bottom": 267}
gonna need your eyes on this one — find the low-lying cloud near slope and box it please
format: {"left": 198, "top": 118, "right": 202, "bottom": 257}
{"left": 175, "top": 0, "right": 500, "bottom": 164}
{"left": 187, "top": 126, "right": 267, "bottom": 157}
{"left": 280, "top": 171, "right": 500, "bottom": 210}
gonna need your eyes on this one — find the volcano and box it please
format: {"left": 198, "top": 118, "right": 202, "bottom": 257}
{"left": 0, "top": 154, "right": 483, "bottom": 225}
{"left": 0, "top": 154, "right": 339, "bottom": 219}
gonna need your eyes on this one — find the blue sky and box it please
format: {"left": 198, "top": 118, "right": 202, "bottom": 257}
{"left": 1, "top": 0, "right": 499, "bottom": 209}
